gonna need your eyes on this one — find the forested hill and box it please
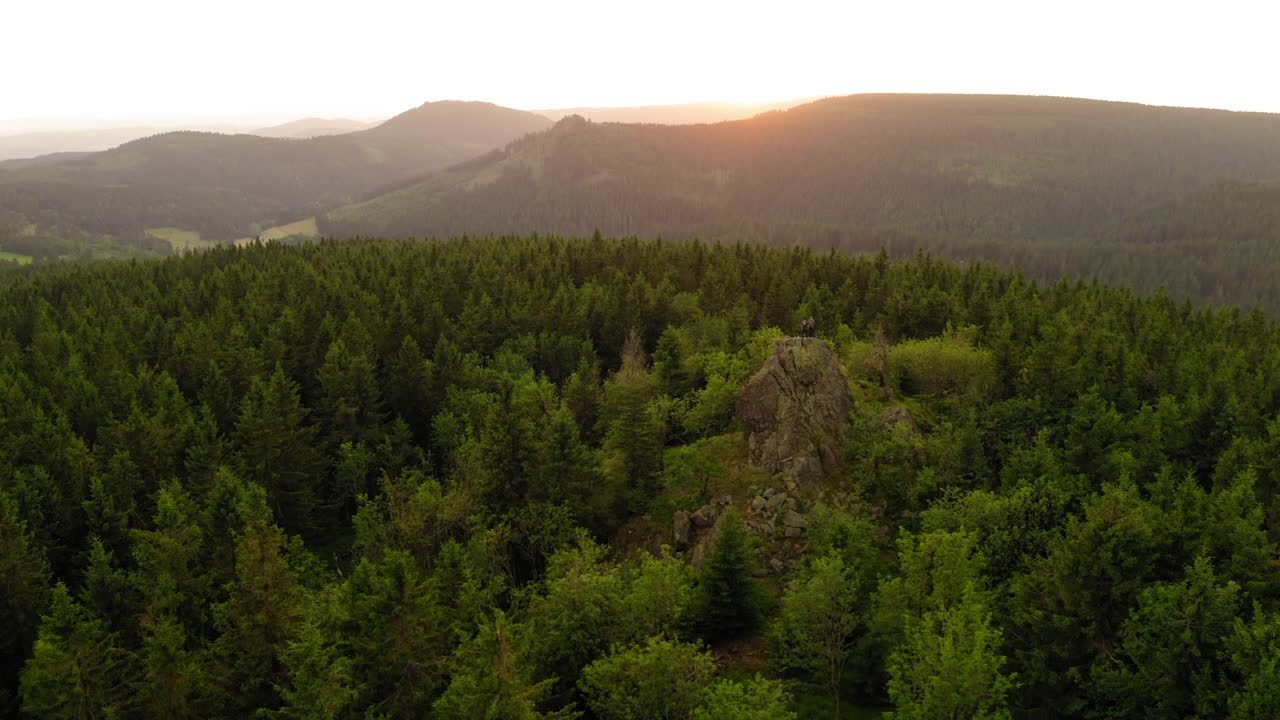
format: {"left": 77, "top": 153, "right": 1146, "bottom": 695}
{"left": 5, "top": 236, "right": 1280, "bottom": 718}
{"left": 321, "top": 94, "right": 1280, "bottom": 310}
{"left": 0, "top": 101, "right": 550, "bottom": 255}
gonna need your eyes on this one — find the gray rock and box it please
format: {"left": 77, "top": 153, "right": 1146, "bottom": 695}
{"left": 691, "top": 504, "right": 718, "bottom": 528}
{"left": 736, "top": 338, "right": 853, "bottom": 486}
{"left": 782, "top": 509, "right": 808, "bottom": 529}
{"left": 784, "top": 525, "right": 803, "bottom": 538}
{"left": 673, "top": 511, "right": 692, "bottom": 548}
{"left": 764, "top": 492, "right": 789, "bottom": 513}
{"left": 769, "top": 558, "right": 786, "bottom": 574}
{"left": 880, "top": 405, "right": 921, "bottom": 434}
{"left": 751, "top": 495, "right": 767, "bottom": 513}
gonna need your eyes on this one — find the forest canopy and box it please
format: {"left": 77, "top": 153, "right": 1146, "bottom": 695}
{"left": 3, "top": 236, "right": 1280, "bottom": 718}
{"left": 322, "top": 95, "right": 1280, "bottom": 312}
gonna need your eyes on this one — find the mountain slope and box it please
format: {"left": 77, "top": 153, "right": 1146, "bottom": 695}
{"left": 533, "top": 97, "right": 816, "bottom": 124}
{"left": 0, "top": 101, "right": 551, "bottom": 250}
{"left": 321, "top": 94, "right": 1280, "bottom": 308}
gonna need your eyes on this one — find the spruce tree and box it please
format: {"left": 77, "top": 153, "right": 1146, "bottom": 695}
{"left": 0, "top": 490, "right": 51, "bottom": 716}
{"left": 19, "top": 584, "right": 133, "bottom": 719}
{"left": 698, "top": 511, "right": 758, "bottom": 640}
{"left": 235, "top": 366, "right": 326, "bottom": 534}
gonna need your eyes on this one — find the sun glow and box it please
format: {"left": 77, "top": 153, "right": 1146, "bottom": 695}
{"left": 2, "top": 0, "right": 1278, "bottom": 126}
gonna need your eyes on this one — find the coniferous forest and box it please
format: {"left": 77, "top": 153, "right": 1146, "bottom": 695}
{"left": 4, "top": 236, "right": 1280, "bottom": 719}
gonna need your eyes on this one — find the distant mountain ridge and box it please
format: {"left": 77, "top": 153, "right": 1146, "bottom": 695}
{"left": 533, "top": 98, "right": 817, "bottom": 124}
{"left": 321, "top": 93, "right": 1280, "bottom": 310}
{"left": 0, "top": 101, "right": 551, "bottom": 253}
{"left": 251, "top": 117, "right": 380, "bottom": 138}
{"left": 0, "top": 124, "right": 251, "bottom": 162}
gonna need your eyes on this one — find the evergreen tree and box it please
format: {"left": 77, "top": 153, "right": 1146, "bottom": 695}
{"left": 0, "top": 490, "right": 51, "bottom": 716}
{"left": 136, "top": 615, "right": 203, "bottom": 719}
{"left": 697, "top": 511, "right": 758, "bottom": 640}
{"left": 435, "top": 610, "right": 576, "bottom": 720}
{"left": 19, "top": 584, "right": 133, "bottom": 720}
{"left": 206, "top": 483, "right": 302, "bottom": 717}
{"left": 1092, "top": 555, "right": 1240, "bottom": 718}
{"left": 601, "top": 329, "right": 665, "bottom": 510}
{"left": 234, "top": 365, "right": 326, "bottom": 534}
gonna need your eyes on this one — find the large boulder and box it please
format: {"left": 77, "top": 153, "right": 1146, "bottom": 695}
{"left": 736, "top": 338, "right": 852, "bottom": 485}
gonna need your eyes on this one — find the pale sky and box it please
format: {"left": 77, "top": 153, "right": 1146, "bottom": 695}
{"left": 2, "top": 0, "right": 1277, "bottom": 129}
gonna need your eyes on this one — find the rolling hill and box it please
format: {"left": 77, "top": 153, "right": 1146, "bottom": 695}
{"left": 0, "top": 101, "right": 551, "bottom": 255}
{"left": 321, "top": 94, "right": 1280, "bottom": 309}
{"left": 533, "top": 97, "right": 817, "bottom": 124}
{"left": 0, "top": 123, "right": 251, "bottom": 162}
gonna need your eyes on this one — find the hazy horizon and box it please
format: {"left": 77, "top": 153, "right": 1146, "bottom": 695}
{"left": 5, "top": 0, "right": 1277, "bottom": 131}
{"left": 0, "top": 98, "right": 803, "bottom": 135}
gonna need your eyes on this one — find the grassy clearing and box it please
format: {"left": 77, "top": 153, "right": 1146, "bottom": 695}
{"left": 654, "top": 433, "right": 766, "bottom": 524}
{"left": 234, "top": 217, "right": 319, "bottom": 246}
{"left": 262, "top": 216, "right": 319, "bottom": 240}
{"left": 145, "top": 227, "right": 215, "bottom": 252}
{"left": 0, "top": 250, "right": 33, "bottom": 265}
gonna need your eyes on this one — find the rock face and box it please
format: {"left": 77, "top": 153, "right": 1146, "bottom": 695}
{"left": 673, "top": 511, "right": 691, "bottom": 548}
{"left": 737, "top": 338, "right": 853, "bottom": 485}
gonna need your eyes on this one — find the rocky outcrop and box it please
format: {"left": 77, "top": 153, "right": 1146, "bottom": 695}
{"left": 676, "top": 496, "right": 734, "bottom": 564}
{"left": 736, "top": 338, "right": 853, "bottom": 485}
{"left": 880, "top": 405, "right": 920, "bottom": 434}
{"left": 673, "top": 511, "right": 692, "bottom": 548}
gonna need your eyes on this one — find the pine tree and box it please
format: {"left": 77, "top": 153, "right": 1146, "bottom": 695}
{"left": 206, "top": 483, "right": 302, "bottom": 717}
{"left": 698, "top": 511, "right": 758, "bottom": 640}
{"left": 601, "top": 330, "right": 665, "bottom": 510}
{"left": 235, "top": 366, "right": 326, "bottom": 534}
{"left": 136, "top": 615, "right": 203, "bottom": 719}
{"left": 19, "top": 584, "right": 133, "bottom": 720}
{"left": 0, "top": 490, "right": 51, "bottom": 716}
{"left": 435, "top": 610, "right": 576, "bottom": 720}
{"left": 316, "top": 337, "right": 387, "bottom": 450}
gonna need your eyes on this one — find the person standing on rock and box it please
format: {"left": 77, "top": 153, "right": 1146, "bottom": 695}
{"left": 801, "top": 317, "right": 816, "bottom": 342}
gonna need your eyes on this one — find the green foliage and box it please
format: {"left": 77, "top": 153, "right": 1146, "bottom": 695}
{"left": 0, "top": 491, "right": 51, "bottom": 716}
{"left": 235, "top": 366, "right": 327, "bottom": 534}
{"left": 601, "top": 330, "right": 667, "bottom": 511}
{"left": 8, "top": 235, "right": 1280, "bottom": 716}
{"left": 136, "top": 615, "right": 203, "bottom": 719}
{"left": 1092, "top": 556, "right": 1240, "bottom": 718}
{"left": 19, "top": 584, "right": 133, "bottom": 720}
{"left": 435, "top": 611, "right": 577, "bottom": 720}
{"left": 578, "top": 638, "right": 715, "bottom": 720}
{"left": 697, "top": 511, "right": 760, "bottom": 641}
{"left": 771, "top": 552, "right": 862, "bottom": 718}
{"left": 1225, "top": 606, "right": 1280, "bottom": 719}
{"left": 322, "top": 96, "right": 1280, "bottom": 313}
{"left": 872, "top": 530, "right": 988, "bottom": 649}
{"left": 885, "top": 587, "right": 1016, "bottom": 720}
{"left": 692, "top": 676, "right": 796, "bottom": 720}
{"left": 0, "top": 102, "right": 551, "bottom": 250}
{"left": 524, "top": 537, "right": 698, "bottom": 696}
{"left": 206, "top": 482, "right": 303, "bottom": 716}
{"left": 888, "top": 333, "right": 996, "bottom": 398}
